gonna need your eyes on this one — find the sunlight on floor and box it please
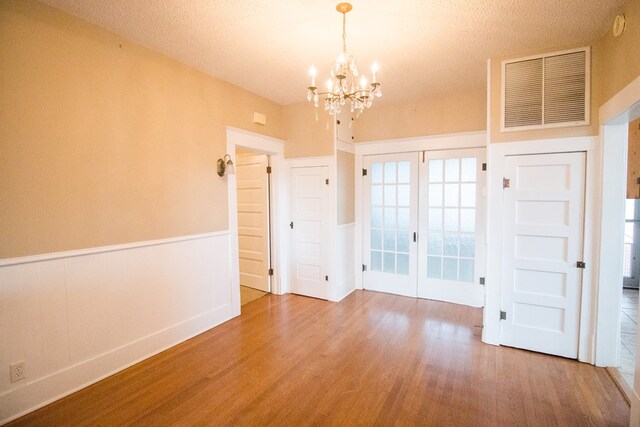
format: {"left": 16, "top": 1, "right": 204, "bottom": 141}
{"left": 240, "top": 286, "right": 267, "bottom": 306}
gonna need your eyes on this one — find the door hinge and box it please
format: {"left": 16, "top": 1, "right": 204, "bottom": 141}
{"left": 482, "top": 163, "right": 487, "bottom": 171}
{"left": 500, "top": 310, "right": 507, "bottom": 320}
{"left": 362, "top": 168, "right": 367, "bottom": 176}
{"left": 413, "top": 232, "right": 417, "bottom": 242}
{"left": 289, "top": 221, "right": 294, "bottom": 229}
{"left": 325, "top": 178, "right": 329, "bottom": 185}
{"left": 636, "top": 177, "right": 640, "bottom": 185}
{"left": 325, "top": 275, "right": 329, "bottom": 281}
{"left": 362, "top": 264, "right": 367, "bottom": 272}
{"left": 268, "top": 268, "right": 274, "bottom": 276}
{"left": 266, "top": 166, "right": 272, "bottom": 174}
{"left": 503, "top": 178, "right": 511, "bottom": 189}
{"left": 576, "top": 261, "right": 586, "bottom": 269}
{"left": 479, "top": 277, "right": 485, "bottom": 285}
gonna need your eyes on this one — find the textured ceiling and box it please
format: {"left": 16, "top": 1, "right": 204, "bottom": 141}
{"left": 40, "top": 0, "right": 624, "bottom": 105}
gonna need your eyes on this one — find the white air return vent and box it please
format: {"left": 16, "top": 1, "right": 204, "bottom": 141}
{"left": 502, "top": 47, "right": 590, "bottom": 131}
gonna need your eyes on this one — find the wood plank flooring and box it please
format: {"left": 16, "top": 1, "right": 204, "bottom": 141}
{"left": 9, "top": 291, "right": 628, "bottom": 426}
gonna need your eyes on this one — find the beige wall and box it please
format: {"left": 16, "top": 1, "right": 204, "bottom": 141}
{"left": 352, "top": 89, "right": 486, "bottom": 142}
{"left": 0, "top": 0, "right": 284, "bottom": 258}
{"left": 337, "top": 150, "right": 355, "bottom": 225}
{"left": 283, "top": 102, "right": 334, "bottom": 158}
{"left": 594, "top": 0, "right": 640, "bottom": 106}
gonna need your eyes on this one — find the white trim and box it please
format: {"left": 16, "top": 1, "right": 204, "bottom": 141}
{"left": 1, "top": 303, "right": 232, "bottom": 425}
{"left": 337, "top": 139, "right": 355, "bottom": 154}
{"left": 599, "top": 75, "right": 640, "bottom": 125}
{"left": 483, "top": 136, "right": 599, "bottom": 365}
{"left": 355, "top": 131, "right": 486, "bottom": 155}
{"left": 0, "top": 231, "right": 228, "bottom": 267}
{"left": 286, "top": 155, "right": 336, "bottom": 168}
{"left": 337, "top": 222, "right": 356, "bottom": 229}
{"left": 225, "top": 128, "right": 287, "bottom": 298}
{"left": 500, "top": 46, "right": 591, "bottom": 132}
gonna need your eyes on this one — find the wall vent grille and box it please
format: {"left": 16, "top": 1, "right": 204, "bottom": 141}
{"left": 502, "top": 48, "right": 589, "bottom": 131}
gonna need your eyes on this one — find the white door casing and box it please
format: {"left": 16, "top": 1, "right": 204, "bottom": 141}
{"left": 500, "top": 152, "right": 586, "bottom": 359}
{"left": 236, "top": 152, "right": 270, "bottom": 292}
{"left": 362, "top": 153, "right": 419, "bottom": 297}
{"left": 417, "top": 149, "right": 487, "bottom": 307}
{"left": 290, "top": 166, "right": 331, "bottom": 300}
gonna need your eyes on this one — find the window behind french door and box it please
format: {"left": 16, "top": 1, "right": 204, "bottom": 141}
{"left": 362, "top": 148, "right": 486, "bottom": 306}
{"left": 624, "top": 199, "right": 640, "bottom": 289}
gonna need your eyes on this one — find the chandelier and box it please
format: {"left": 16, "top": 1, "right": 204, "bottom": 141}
{"left": 306, "top": 2, "right": 382, "bottom": 115}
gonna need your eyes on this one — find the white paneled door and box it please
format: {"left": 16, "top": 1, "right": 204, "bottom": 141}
{"left": 290, "top": 166, "right": 331, "bottom": 300}
{"left": 363, "top": 153, "right": 419, "bottom": 297}
{"left": 500, "top": 152, "right": 586, "bottom": 358}
{"left": 236, "top": 152, "right": 270, "bottom": 292}
{"left": 418, "top": 149, "right": 486, "bottom": 306}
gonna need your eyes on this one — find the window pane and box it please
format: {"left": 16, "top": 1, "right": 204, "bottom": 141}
{"left": 371, "top": 251, "right": 382, "bottom": 271}
{"left": 461, "top": 158, "right": 477, "bottom": 182}
{"left": 460, "top": 183, "right": 476, "bottom": 207}
{"left": 397, "top": 254, "right": 410, "bottom": 276}
{"left": 427, "top": 231, "right": 443, "bottom": 255}
{"left": 371, "top": 229, "right": 382, "bottom": 250}
{"left": 372, "top": 207, "right": 383, "bottom": 228}
{"left": 459, "top": 234, "right": 475, "bottom": 257}
{"left": 460, "top": 209, "right": 475, "bottom": 232}
{"left": 371, "top": 163, "right": 383, "bottom": 184}
{"left": 398, "top": 161, "right": 410, "bottom": 183}
{"left": 397, "top": 208, "right": 410, "bottom": 230}
{"left": 427, "top": 256, "right": 442, "bottom": 279}
{"left": 444, "top": 183, "right": 459, "bottom": 207}
{"left": 459, "top": 259, "right": 474, "bottom": 282}
{"left": 397, "top": 232, "right": 410, "bottom": 253}
{"left": 444, "top": 208, "right": 459, "bottom": 231}
{"left": 429, "top": 160, "right": 443, "bottom": 183}
{"left": 384, "top": 230, "right": 396, "bottom": 251}
{"left": 384, "top": 162, "right": 396, "bottom": 183}
{"left": 445, "top": 159, "right": 459, "bottom": 182}
{"left": 372, "top": 185, "right": 383, "bottom": 206}
{"left": 384, "top": 185, "right": 396, "bottom": 205}
{"left": 429, "top": 184, "right": 443, "bottom": 207}
{"left": 397, "top": 185, "right": 410, "bottom": 207}
{"left": 384, "top": 252, "right": 396, "bottom": 273}
{"left": 384, "top": 207, "right": 396, "bottom": 228}
{"left": 444, "top": 233, "right": 459, "bottom": 256}
{"left": 429, "top": 208, "right": 442, "bottom": 231}
{"left": 443, "top": 257, "right": 458, "bottom": 280}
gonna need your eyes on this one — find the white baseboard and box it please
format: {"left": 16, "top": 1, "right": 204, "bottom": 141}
{"left": 1, "top": 303, "right": 233, "bottom": 424}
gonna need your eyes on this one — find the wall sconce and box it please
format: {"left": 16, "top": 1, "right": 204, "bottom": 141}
{"left": 217, "top": 154, "right": 235, "bottom": 177}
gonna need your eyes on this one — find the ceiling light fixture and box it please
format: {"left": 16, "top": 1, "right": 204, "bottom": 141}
{"left": 306, "top": 2, "right": 382, "bottom": 115}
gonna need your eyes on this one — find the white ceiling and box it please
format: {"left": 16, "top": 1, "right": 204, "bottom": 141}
{"left": 40, "top": 0, "right": 624, "bottom": 106}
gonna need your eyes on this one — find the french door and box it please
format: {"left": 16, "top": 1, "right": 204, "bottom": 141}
{"left": 362, "top": 149, "right": 486, "bottom": 306}
{"left": 362, "top": 153, "right": 419, "bottom": 297}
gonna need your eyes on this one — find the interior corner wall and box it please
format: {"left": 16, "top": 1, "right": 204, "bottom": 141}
{"left": 352, "top": 88, "right": 486, "bottom": 142}
{"left": 283, "top": 102, "right": 335, "bottom": 158}
{"left": 0, "top": 0, "right": 284, "bottom": 259}
{"left": 594, "top": 0, "right": 640, "bottom": 106}
{"left": 337, "top": 150, "right": 355, "bottom": 225}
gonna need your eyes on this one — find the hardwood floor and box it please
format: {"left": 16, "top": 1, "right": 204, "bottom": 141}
{"left": 10, "top": 291, "right": 628, "bottom": 426}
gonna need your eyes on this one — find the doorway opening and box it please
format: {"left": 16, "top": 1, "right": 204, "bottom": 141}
{"left": 235, "top": 147, "right": 272, "bottom": 306}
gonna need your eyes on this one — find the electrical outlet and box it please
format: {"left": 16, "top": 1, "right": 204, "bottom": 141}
{"left": 10, "top": 361, "right": 25, "bottom": 383}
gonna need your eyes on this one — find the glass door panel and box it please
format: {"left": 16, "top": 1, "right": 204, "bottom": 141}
{"left": 624, "top": 199, "right": 640, "bottom": 289}
{"left": 363, "top": 153, "right": 419, "bottom": 297}
{"left": 418, "top": 149, "right": 486, "bottom": 307}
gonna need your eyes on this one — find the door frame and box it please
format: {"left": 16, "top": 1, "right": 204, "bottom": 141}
{"left": 485, "top": 137, "right": 598, "bottom": 363}
{"left": 226, "top": 127, "right": 287, "bottom": 316}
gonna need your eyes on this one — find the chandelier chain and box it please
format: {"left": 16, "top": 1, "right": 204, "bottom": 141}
{"left": 342, "top": 12, "right": 347, "bottom": 54}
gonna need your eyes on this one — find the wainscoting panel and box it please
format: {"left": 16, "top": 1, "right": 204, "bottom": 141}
{"left": 0, "top": 231, "right": 234, "bottom": 424}
{"left": 334, "top": 223, "right": 356, "bottom": 302}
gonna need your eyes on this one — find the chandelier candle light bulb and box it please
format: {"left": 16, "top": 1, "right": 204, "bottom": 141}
{"left": 306, "top": 2, "right": 382, "bottom": 115}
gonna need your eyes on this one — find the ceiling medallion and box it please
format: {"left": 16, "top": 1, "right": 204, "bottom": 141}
{"left": 306, "top": 2, "right": 382, "bottom": 115}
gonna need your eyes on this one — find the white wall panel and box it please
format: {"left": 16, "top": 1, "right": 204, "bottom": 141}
{"left": 334, "top": 223, "right": 356, "bottom": 302}
{"left": 0, "top": 231, "right": 233, "bottom": 424}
